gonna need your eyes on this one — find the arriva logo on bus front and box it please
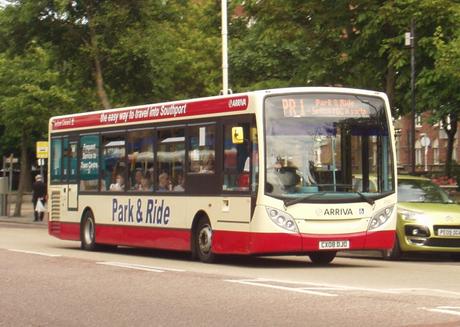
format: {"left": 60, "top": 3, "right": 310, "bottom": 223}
{"left": 315, "top": 208, "right": 355, "bottom": 216}
{"left": 228, "top": 98, "right": 247, "bottom": 108}
{"left": 112, "top": 198, "right": 170, "bottom": 225}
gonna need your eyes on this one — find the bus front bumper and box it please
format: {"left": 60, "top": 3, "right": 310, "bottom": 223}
{"left": 213, "top": 230, "right": 395, "bottom": 255}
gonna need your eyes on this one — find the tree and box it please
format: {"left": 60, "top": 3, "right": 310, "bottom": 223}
{"left": 0, "top": 46, "right": 75, "bottom": 216}
{"left": 418, "top": 23, "right": 460, "bottom": 177}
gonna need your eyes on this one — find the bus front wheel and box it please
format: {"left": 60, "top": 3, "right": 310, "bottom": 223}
{"left": 81, "top": 211, "right": 97, "bottom": 251}
{"left": 308, "top": 251, "right": 337, "bottom": 265}
{"left": 195, "top": 218, "right": 216, "bottom": 263}
{"left": 382, "top": 235, "right": 402, "bottom": 260}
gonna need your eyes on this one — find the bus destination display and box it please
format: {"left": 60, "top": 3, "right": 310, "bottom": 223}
{"left": 281, "top": 97, "right": 371, "bottom": 118}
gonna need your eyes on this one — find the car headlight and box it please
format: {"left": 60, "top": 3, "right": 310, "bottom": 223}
{"left": 265, "top": 206, "right": 299, "bottom": 232}
{"left": 399, "top": 209, "right": 428, "bottom": 222}
{"left": 368, "top": 205, "right": 394, "bottom": 230}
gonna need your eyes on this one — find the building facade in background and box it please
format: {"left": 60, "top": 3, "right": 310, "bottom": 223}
{"left": 395, "top": 113, "right": 459, "bottom": 175}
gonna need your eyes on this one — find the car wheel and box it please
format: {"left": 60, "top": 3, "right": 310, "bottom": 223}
{"left": 309, "top": 251, "right": 337, "bottom": 265}
{"left": 195, "top": 218, "right": 216, "bottom": 263}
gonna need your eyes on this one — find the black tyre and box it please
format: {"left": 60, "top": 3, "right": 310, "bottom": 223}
{"left": 309, "top": 251, "right": 337, "bottom": 265}
{"left": 195, "top": 218, "right": 216, "bottom": 263}
{"left": 382, "top": 235, "right": 402, "bottom": 260}
{"left": 81, "top": 211, "right": 97, "bottom": 251}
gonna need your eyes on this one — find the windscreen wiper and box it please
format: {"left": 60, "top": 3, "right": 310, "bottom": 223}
{"left": 356, "top": 192, "right": 375, "bottom": 206}
{"left": 284, "top": 192, "right": 328, "bottom": 207}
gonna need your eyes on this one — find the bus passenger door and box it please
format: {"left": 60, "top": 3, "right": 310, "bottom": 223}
{"left": 65, "top": 138, "right": 78, "bottom": 210}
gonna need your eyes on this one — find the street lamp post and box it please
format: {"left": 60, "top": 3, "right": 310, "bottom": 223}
{"left": 405, "top": 19, "right": 416, "bottom": 174}
{"left": 221, "top": 0, "right": 229, "bottom": 95}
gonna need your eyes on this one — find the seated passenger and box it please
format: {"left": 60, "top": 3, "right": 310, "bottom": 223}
{"left": 131, "top": 170, "right": 143, "bottom": 191}
{"left": 141, "top": 175, "right": 153, "bottom": 191}
{"left": 158, "top": 172, "right": 170, "bottom": 191}
{"left": 173, "top": 173, "right": 185, "bottom": 192}
{"left": 109, "top": 174, "right": 125, "bottom": 191}
{"left": 202, "top": 154, "right": 214, "bottom": 173}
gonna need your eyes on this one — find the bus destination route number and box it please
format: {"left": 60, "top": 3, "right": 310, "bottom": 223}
{"left": 318, "top": 240, "right": 350, "bottom": 250}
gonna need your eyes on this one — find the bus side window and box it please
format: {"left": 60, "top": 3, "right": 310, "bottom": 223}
{"left": 223, "top": 123, "right": 250, "bottom": 191}
{"left": 188, "top": 125, "right": 215, "bottom": 174}
{"left": 101, "top": 133, "right": 126, "bottom": 192}
{"left": 79, "top": 135, "right": 99, "bottom": 191}
{"left": 50, "top": 138, "right": 62, "bottom": 183}
{"left": 127, "top": 130, "right": 154, "bottom": 192}
{"left": 156, "top": 127, "right": 185, "bottom": 192}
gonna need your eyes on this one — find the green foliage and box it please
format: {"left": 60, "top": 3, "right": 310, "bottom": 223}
{"left": 0, "top": 0, "right": 459, "bottom": 168}
{"left": 0, "top": 46, "right": 76, "bottom": 154}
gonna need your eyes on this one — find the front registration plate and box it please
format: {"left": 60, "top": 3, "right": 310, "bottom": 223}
{"left": 438, "top": 229, "right": 460, "bottom": 237}
{"left": 319, "top": 240, "right": 350, "bottom": 250}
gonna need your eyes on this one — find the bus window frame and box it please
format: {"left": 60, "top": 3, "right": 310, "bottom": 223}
{"left": 185, "top": 121, "right": 220, "bottom": 195}
{"left": 221, "top": 115, "right": 255, "bottom": 196}
{"left": 126, "top": 127, "right": 155, "bottom": 194}
{"left": 100, "top": 130, "right": 128, "bottom": 194}
{"left": 156, "top": 124, "right": 186, "bottom": 194}
{"left": 50, "top": 113, "right": 258, "bottom": 197}
{"left": 50, "top": 136, "right": 64, "bottom": 184}
{"left": 78, "top": 132, "right": 101, "bottom": 194}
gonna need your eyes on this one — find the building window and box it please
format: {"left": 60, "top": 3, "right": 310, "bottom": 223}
{"left": 433, "top": 139, "right": 439, "bottom": 165}
{"left": 415, "top": 140, "right": 422, "bottom": 166}
{"left": 415, "top": 114, "right": 422, "bottom": 128}
{"left": 454, "top": 140, "right": 458, "bottom": 161}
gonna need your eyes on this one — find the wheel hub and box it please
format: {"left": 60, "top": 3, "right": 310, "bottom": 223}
{"left": 84, "top": 218, "right": 94, "bottom": 244}
{"left": 198, "top": 225, "right": 212, "bottom": 254}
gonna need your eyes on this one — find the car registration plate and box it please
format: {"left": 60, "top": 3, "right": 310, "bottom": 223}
{"left": 319, "top": 240, "right": 350, "bottom": 250}
{"left": 437, "top": 229, "right": 460, "bottom": 237}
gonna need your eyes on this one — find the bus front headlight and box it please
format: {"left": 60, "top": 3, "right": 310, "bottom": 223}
{"left": 368, "top": 205, "right": 394, "bottom": 230}
{"left": 265, "top": 207, "right": 299, "bottom": 233}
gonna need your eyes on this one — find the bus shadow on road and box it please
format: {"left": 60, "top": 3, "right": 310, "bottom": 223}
{"left": 340, "top": 250, "right": 460, "bottom": 264}
{"left": 70, "top": 245, "right": 380, "bottom": 269}
{"left": 214, "top": 255, "right": 378, "bottom": 269}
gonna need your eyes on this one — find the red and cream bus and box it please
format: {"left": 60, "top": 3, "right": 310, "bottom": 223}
{"left": 48, "top": 87, "right": 397, "bottom": 264}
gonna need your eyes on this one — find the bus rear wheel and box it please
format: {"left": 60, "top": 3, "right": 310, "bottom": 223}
{"left": 81, "top": 211, "right": 97, "bottom": 251}
{"left": 195, "top": 218, "right": 216, "bottom": 263}
{"left": 309, "top": 251, "right": 337, "bottom": 265}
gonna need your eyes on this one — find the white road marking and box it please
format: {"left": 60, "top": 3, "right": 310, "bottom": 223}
{"left": 390, "top": 288, "right": 460, "bottom": 298}
{"left": 225, "top": 278, "right": 460, "bottom": 299}
{"left": 8, "top": 249, "right": 62, "bottom": 257}
{"left": 254, "top": 278, "right": 400, "bottom": 295}
{"left": 96, "top": 261, "right": 186, "bottom": 273}
{"left": 225, "top": 279, "right": 338, "bottom": 297}
{"left": 420, "top": 306, "right": 460, "bottom": 317}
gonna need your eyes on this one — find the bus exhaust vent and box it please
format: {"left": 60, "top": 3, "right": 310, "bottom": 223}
{"left": 50, "top": 191, "right": 61, "bottom": 221}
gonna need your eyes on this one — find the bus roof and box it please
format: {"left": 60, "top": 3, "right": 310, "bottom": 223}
{"left": 50, "top": 87, "right": 387, "bottom": 133}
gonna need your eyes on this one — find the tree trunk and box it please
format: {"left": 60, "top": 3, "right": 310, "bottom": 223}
{"left": 88, "top": 7, "right": 111, "bottom": 110}
{"left": 444, "top": 113, "right": 458, "bottom": 178}
{"left": 13, "top": 132, "right": 30, "bottom": 217}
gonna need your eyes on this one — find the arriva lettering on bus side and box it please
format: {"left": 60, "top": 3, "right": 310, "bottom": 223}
{"left": 48, "top": 87, "right": 397, "bottom": 265}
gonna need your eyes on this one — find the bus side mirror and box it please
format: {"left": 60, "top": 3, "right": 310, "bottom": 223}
{"left": 232, "top": 127, "right": 244, "bottom": 144}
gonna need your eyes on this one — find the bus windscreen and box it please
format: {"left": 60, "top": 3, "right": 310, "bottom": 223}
{"left": 264, "top": 93, "right": 394, "bottom": 201}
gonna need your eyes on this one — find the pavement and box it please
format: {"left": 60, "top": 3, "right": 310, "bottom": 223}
{"left": 0, "top": 200, "right": 47, "bottom": 228}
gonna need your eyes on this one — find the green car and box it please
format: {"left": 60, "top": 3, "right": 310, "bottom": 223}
{"left": 384, "top": 175, "right": 460, "bottom": 259}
